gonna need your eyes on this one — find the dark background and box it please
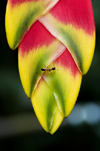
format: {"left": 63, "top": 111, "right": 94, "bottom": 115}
{"left": 0, "top": 0, "right": 100, "bottom": 150}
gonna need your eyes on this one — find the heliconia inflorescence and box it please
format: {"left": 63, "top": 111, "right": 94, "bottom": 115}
{"left": 5, "top": 0, "right": 95, "bottom": 134}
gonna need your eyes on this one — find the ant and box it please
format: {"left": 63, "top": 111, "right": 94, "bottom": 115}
{"left": 41, "top": 66, "right": 56, "bottom": 72}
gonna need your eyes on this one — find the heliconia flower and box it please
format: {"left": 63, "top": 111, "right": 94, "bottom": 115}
{"left": 5, "top": 0, "right": 95, "bottom": 134}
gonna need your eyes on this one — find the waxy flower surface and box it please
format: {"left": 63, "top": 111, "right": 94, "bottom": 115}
{"left": 5, "top": 0, "right": 95, "bottom": 134}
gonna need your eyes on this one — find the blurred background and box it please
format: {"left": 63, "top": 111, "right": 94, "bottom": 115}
{"left": 0, "top": 0, "right": 100, "bottom": 150}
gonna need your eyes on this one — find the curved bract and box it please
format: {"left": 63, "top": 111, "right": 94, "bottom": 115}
{"left": 5, "top": 0, "right": 95, "bottom": 134}
{"left": 40, "top": 0, "right": 95, "bottom": 74}
{"left": 5, "top": 0, "right": 58, "bottom": 49}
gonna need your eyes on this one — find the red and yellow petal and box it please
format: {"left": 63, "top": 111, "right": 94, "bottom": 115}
{"left": 5, "top": 0, "right": 59, "bottom": 49}
{"left": 43, "top": 48, "right": 82, "bottom": 117}
{"left": 18, "top": 21, "right": 66, "bottom": 98}
{"left": 40, "top": 0, "right": 95, "bottom": 74}
{"left": 31, "top": 78, "right": 64, "bottom": 134}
